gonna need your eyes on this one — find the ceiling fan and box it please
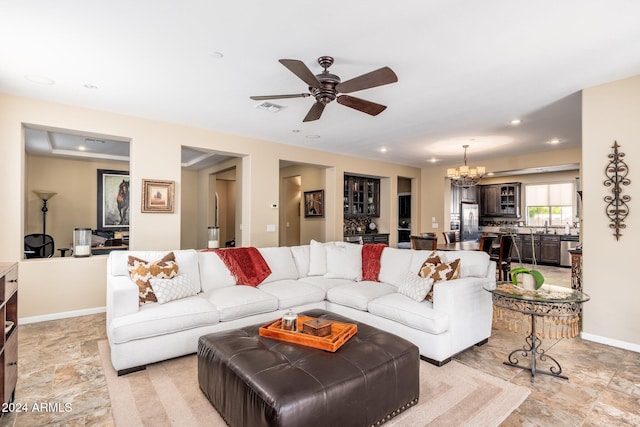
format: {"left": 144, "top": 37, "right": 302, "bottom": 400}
{"left": 250, "top": 56, "right": 398, "bottom": 122}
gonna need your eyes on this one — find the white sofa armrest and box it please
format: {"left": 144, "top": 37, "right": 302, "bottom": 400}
{"left": 106, "top": 275, "right": 139, "bottom": 326}
{"left": 432, "top": 266, "right": 496, "bottom": 354}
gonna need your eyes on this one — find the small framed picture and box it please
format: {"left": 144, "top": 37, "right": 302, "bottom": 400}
{"left": 142, "top": 179, "right": 175, "bottom": 213}
{"left": 303, "top": 190, "right": 324, "bottom": 218}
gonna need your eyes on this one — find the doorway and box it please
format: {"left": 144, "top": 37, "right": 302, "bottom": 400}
{"left": 281, "top": 176, "right": 302, "bottom": 246}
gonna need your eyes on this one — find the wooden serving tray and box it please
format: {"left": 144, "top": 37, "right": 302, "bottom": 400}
{"left": 259, "top": 314, "right": 357, "bottom": 352}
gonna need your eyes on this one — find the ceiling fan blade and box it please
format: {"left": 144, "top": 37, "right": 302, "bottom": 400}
{"left": 250, "top": 93, "right": 310, "bottom": 101}
{"left": 336, "top": 67, "right": 398, "bottom": 94}
{"left": 279, "top": 59, "right": 322, "bottom": 89}
{"left": 337, "top": 95, "right": 387, "bottom": 116}
{"left": 303, "top": 102, "right": 326, "bottom": 122}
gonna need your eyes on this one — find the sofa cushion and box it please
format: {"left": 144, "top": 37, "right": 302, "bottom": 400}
{"left": 378, "top": 247, "right": 412, "bottom": 287}
{"left": 258, "top": 247, "right": 299, "bottom": 284}
{"left": 128, "top": 252, "right": 179, "bottom": 305}
{"left": 441, "top": 250, "right": 490, "bottom": 278}
{"left": 367, "top": 293, "right": 449, "bottom": 334}
{"left": 308, "top": 240, "right": 337, "bottom": 276}
{"left": 297, "top": 276, "right": 354, "bottom": 294}
{"left": 203, "top": 286, "right": 279, "bottom": 321}
{"left": 326, "top": 282, "right": 396, "bottom": 311}
{"left": 150, "top": 274, "right": 199, "bottom": 304}
{"left": 109, "top": 295, "right": 219, "bottom": 344}
{"left": 258, "top": 279, "right": 326, "bottom": 309}
{"left": 397, "top": 272, "right": 434, "bottom": 302}
{"left": 198, "top": 251, "right": 236, "bottom": 292}
{"left": 324, "top": 243, "right": 363, "bottom": 281}
{"left": 290, "top": 245, "right": 310, "bottom": 278}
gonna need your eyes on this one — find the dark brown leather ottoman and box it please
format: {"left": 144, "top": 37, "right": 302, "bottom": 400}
{"left": 198, "top": 309, "right": 419, "bottom": 427}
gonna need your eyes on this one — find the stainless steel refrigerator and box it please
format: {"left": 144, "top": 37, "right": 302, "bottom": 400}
{"left": 460, "top": 202, "right": 479, "bottom": 241}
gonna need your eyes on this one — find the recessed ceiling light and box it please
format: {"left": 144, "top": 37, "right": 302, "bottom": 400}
{"left": 83, "top": 84, "right": 98, "bottom": 89}
{"left": 510, "top": 119, "right": 522, "bottom": 125}
{"left": 306, "top": 135, "right": 320, "bottom": 139}
{"left": 548, "top": 138, "right": 561, "bottom": 144}
{"left": 210, "top": 51, "right": 224, "bottom": 59}
{"left": 24, "top": 74, "right": 55, "bottom": 85}
{"left": 380, "top": 147, "right": 388, "bottom": 153}
{"left": 429, "top": 157, "right": 437, "bottom": 163}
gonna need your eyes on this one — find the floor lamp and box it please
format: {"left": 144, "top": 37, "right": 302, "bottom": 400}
{"left": 32, "top": 190, "right": 57, "bottom": 240}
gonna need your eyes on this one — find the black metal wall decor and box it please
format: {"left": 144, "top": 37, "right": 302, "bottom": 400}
{"left": 604, "top": 141, "right": 630, "bottom": 240}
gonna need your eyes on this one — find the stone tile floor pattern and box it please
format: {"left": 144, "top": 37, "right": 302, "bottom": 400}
{"left": 2, "top": 266, "right": 639, "bottom": 426}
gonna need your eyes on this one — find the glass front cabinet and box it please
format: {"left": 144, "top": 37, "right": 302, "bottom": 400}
{"left": 344, "top": 175, "right": 380, "bottom": 217}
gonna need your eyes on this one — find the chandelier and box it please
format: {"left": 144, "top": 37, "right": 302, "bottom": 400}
{"left": 447, "top": 145, "right": 486, "bottom": 188}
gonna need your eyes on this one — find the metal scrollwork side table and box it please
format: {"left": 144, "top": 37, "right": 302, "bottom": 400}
{"left": 485, "top": 282, "right": 590, "bottom": 383}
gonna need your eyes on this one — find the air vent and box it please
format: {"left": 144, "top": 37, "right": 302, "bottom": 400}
{"left": 84, "top": 138, "right": 105, "bottom": 144}
{"left": 256, "top": 102, "right": 284, "bottom": 113}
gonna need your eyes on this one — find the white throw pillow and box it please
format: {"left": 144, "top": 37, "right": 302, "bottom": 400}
{"left": 378, "top": 247, "right": 412, "bottom": 287}
{"left": 308, "top": 240, "right": 336, "bottom": 276}
{"left": 258, "top": 247, "right": 299, "bottom": 284}
{"left": 149, "top": 274, "right": 199, "bottom": 304}
{"left": 398, "top": 272, "right": 434, "bottom": 302}
{"left": 290, "top": 245, "right": 310, "bottom": 278}
{"left": 324, "top": 244, "right": 363, "bottom": 281}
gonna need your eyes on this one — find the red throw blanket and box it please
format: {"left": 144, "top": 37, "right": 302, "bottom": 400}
{"left": 362, "top": 243, "right": 386, "bottom": 281}
{"left": 206, "top": 247, "right": 271, "bottom": 287}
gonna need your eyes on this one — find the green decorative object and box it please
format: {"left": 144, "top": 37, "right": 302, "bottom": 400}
{"left": 508, "top": 232, "right": 545, "bottom": 290}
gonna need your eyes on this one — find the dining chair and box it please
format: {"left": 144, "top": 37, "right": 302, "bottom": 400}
{"left": 478, "top": 235, "right": 497, "bottom": 255}
{"left": 410, "top": 235, "right": 438, "bottom": 250}
{"left": 490, "top": 235, "right": 515, "bottom": 281}
{"left": 442, "top": 231, "right": 457, "bottom": 244}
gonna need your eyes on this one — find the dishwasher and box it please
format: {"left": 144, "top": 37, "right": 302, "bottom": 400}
{"left": 560, "top": 235, "right": 579, "bottom": 267}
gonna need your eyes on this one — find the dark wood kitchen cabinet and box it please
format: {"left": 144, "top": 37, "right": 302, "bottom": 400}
{"left": 344, "top": 175, "right": 380, "bottom": 217}
{"left": 518, "top": 234, "right": 560, "bottom": 265}
{"left": 480, "top": 183, "right": 521, "bottom": 218}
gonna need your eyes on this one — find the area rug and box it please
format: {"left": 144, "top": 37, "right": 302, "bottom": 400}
{"left": 98, "top": 341, "right": 529, "bottom": 426}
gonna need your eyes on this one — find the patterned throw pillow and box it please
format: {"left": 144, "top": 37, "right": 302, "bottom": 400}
{"left": 418, "top": 251, "right": 460, "bottom": 302}
{"left": 398, "top": 272, "right": 434, "bottom": 302}
{"left": 128, "top": 252, "right": 179, "bottom": 305}
{"left": 419, "top": 258, "right": 460, "bottom": 282}
{"left": 149, "top": 274, "right": 198, "bottom": 304}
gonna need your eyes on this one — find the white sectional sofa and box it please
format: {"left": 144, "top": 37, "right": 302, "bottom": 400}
{"left": 106, "top": 243, "right": 496, "bottom": 375}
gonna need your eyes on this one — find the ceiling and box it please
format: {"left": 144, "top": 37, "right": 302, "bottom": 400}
{"left": 4, "top": 1, "right": 640, "bottom": 169}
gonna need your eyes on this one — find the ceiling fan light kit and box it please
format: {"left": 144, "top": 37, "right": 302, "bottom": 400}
{"left": 250, "top": 56, "right": 398, "bottom": 122}
{"left": 447, "top": 145, "right": 486, "bottom": 188}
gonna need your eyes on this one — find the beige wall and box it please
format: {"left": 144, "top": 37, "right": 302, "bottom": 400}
{"left": 180, "top": 169, "right": 199, "bottom": 249}
{"left": 582, "top": 74, "right": 640, "bottom": 348}
{"left": 0, "top": 93, "right": 419, "bottom": 319}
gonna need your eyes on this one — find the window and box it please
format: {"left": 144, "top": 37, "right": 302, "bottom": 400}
{"left": 525, "top": 182, "right": 574, "bottom": 227}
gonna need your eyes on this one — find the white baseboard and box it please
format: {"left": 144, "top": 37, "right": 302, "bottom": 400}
{"left": 581, "top": 332, "right": 640, "bottom": 353}
{"left": 19, "top": 306, "right": 106, "bottom": 325}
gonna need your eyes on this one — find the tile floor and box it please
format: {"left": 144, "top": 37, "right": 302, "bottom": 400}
{"left": 2, "top": 266, "right": 639, "bottom": 426}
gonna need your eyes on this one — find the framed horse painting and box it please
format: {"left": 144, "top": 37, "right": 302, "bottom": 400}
{"left": 97, "top": 169, "right": 130, "bottom": 230}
